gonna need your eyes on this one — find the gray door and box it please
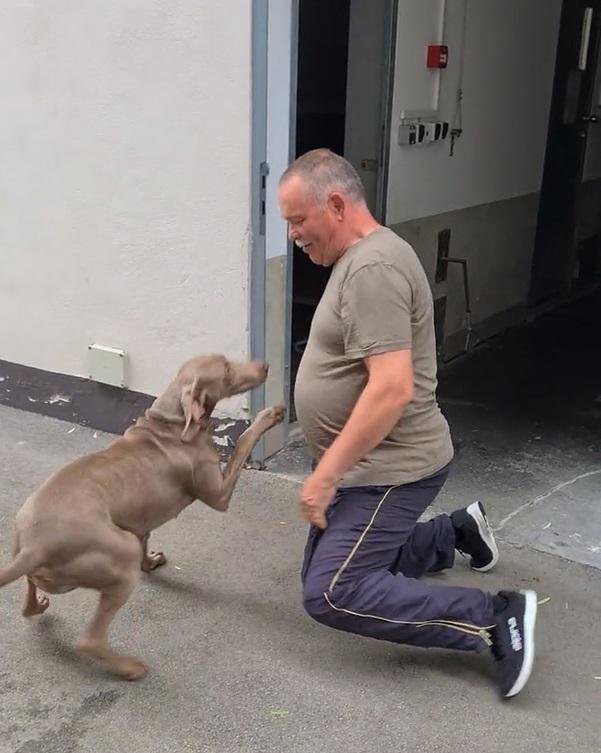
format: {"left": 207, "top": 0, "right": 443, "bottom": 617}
{"left": 344, "top": 0, "right": 396, "bottom": 220}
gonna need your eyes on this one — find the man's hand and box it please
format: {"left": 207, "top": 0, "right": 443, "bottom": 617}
{"left": 299, "top": 471, "right": 336, "bottom": 529}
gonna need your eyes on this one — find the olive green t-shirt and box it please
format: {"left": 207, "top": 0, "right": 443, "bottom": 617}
{"left": 294, "top": 226, "right": 453, "bottom": 487}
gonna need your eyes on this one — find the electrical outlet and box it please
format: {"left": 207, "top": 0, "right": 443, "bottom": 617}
{"left": 399, "top": 124, "right": 417, "bottom": 145}
{"left": 423, "top": 122, "right": 437, "bottom": 142}
{"left": 88, "top": 344, "right": 126, "bottom": 388}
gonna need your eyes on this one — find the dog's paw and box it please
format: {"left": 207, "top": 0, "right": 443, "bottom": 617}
{"left": 77, "top": 641, "right": 149, "bottom": 681}
{"left": 256, "top": 405, "right": 286, "bottom": 428}
{"left": 22, "top": 594, "right": 50, "bottom": 618}
{"left": 141, "top": 551, "right": 167, "bottom": 572}
{"left": 117, "top": 657, "right": 149, "bottom": 681}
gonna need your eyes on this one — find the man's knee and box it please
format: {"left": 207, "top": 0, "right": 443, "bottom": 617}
{"left": 302, "top": 577, "right": 336, "bottom": 626}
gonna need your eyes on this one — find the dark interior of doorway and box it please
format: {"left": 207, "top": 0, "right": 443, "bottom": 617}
{"left": 530, "top": 0, "right": 601, "bottom": 306}
{"left": 290, "top": 1, "right": 601, "bottom": 423}
{"left": 290, "top": 0, "right": 351, "bottom": 418}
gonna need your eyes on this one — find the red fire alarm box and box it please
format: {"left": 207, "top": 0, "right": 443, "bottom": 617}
{"left": 426, "top": 45, "right": 448, "bottom": 69}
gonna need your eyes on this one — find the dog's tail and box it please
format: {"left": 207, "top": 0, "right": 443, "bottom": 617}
{"left": 0, "top": 549, "right": 39, "bottom": 588}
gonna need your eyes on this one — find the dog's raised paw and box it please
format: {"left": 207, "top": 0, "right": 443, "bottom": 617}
{"left": 257, "top": 405, "right": 286, "bottom": 427}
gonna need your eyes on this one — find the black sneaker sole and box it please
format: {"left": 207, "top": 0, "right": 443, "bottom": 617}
{"left": 504, "top": 589, "right": 537, "bottom": 698}
{"left": 466, "top": 501, "right": 499, "bottom": 572}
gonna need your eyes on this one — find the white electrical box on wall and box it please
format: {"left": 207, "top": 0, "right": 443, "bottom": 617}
{"left": 398, "top": 120, "right": 449, "bottom": 146}
{"left": 88, "top": 344, "right": 126, "bottom": 388}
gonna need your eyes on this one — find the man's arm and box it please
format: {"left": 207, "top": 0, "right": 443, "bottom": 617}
{"left": 300, "top": 348, "right": 413, "bottom": 528}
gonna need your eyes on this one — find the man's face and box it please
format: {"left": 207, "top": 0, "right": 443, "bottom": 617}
{"left": 278, "top": 176, "right": 341, "bottom": 267}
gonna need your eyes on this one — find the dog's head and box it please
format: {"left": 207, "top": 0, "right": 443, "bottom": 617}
{"left": 149, "top": 355, "right": 269, "bottom": 442}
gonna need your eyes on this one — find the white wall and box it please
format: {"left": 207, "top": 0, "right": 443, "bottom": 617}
{"left": 386, "top": 0, "right": 562, "bottom": 224}
{"left": 0, "top": 2, "right": 252, "bottom": 415}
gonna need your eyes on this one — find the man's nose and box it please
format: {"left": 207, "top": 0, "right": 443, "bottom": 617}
{"left": 288, "top": 225, "right": 297, "bottom": 241}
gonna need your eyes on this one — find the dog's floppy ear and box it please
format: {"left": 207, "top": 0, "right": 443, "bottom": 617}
{"left": 180, "top": 376, "right": 208, "bottom": 442}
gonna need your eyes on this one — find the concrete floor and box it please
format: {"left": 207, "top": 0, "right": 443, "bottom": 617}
{"left": 1, "top": 292, "right": 601, "bottom": 752}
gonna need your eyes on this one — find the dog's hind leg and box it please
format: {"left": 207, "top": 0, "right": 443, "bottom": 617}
{"left": 75, "top": 573, "right": 147, "bottom": 680}
{"left": 8, "top": 532, "right": 48, "bottom": 617}
{"left": 74, "top": 532, "right": 147, "bottom": 680}
{"left": 22, "top": 577, "right": 50, "bottom": 617}
{"left": 139, "top": 533, "right": 167, "bottom": 573}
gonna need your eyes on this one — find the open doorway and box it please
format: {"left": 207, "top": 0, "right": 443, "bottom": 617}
{"left": 289, "top": 0, "right": 395, "bottom": 416}
{"left": 530, "top": 0, "right": 601, "bottom": 306}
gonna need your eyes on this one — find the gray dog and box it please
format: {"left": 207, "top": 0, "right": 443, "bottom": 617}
{"left": 0, "top": 354, "right": 284, "bottom": 680}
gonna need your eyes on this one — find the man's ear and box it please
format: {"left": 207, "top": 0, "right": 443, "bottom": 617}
{"left": 180, "top": 377, "right": 208, "bottom": 442}
{"left": 328, "top": 192, "right": 345, "bottom": 219}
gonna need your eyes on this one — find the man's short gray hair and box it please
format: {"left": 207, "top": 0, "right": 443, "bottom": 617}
{"left": 279, "top": 148, "right": 366, "bottom": 207}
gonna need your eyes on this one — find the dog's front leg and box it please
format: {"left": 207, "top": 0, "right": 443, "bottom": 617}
{"left": 202, "top": 405, "right": 285, "bottom": 512}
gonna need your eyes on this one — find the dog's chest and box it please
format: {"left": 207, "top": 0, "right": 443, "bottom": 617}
{"left": 145, "top": 493, "right": 194, "bottom": 530}
{"left": 111, "top": 491, "right": 194, "bottom": 536}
